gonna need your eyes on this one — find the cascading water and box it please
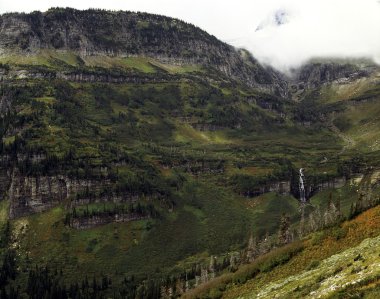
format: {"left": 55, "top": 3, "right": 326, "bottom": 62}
{"left": 299, "top": 168, "right": 306, "bottom": 203}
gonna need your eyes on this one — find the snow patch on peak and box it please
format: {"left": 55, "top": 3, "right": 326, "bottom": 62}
{"left": 255, "top": 9, "right": 292, "bottom": 32}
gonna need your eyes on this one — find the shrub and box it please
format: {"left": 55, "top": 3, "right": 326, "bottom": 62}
{"left": 307, "top": 260, "right": 320, "bottom": 270}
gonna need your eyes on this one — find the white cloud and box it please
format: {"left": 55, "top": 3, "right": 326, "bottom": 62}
{"left": 245, "top": 0, "right": 380, "bottom": 71}
{"left": 1, "top": 0, "right": 379, "bottom": 72}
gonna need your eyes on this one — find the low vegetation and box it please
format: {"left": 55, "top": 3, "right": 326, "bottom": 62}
{"left": 0, "top": 10, "right": 379, "bottom": 297}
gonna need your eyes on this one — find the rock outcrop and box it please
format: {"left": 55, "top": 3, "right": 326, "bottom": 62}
{"left": 6, "top": 167, "right": 144, "bottom": 219}
{"left": 289, "top": 62, "right": 371, "bottom": 92}
{"left": 243, "top": 176, "right": 346, "bottom": 199}
{"left": 3, "top": 68, "right": 179, "bottom": 84}
{"left": 69, "top": 213, "right": 149, "bottom": 229}
{"left": 0, "top": 8, "right": 289, "bottom": 97}
{"left": 7, "top": 171, "right": 113, "bottom": 218}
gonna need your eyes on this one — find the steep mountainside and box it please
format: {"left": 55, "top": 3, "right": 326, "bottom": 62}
{"left": 0, "top": 8, "right": 288, "bottom": 96}
{"left": 0, "top": 7, "right": 379, "bottom": 299}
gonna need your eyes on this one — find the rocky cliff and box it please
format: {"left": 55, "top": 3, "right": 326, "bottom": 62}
{"left": 0, "top": 8, "right": 288, "bottom": 96}
{"left": 290, "top": 61, "right": 371, "bottom": 92}
{"left": 239, "top": 176, "right": 346, "bottom": 199}
{"left": 70, "top": 213, "right": 149, "bottom": 229}
{"left": 6, "top": 170, "right": 150, "bottom": 219}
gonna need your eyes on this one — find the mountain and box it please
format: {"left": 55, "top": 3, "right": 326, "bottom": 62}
{"left": 0, "top": 7, "right": 380, "bottom": 299}
{"left": 0, "top": 8, "right": 288, "bottom": 97}
{"left": 255, "top": 9, "right": 291, "bottom": 31}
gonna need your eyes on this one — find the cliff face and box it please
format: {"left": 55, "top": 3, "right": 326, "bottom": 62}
{"left": 6, "top": 168, "right": 148, "bottom": 219}
{"left": 300, "top": 63, "right": 363, "bottom": 87}
{"left": 0, "top": 8, "right": 288, "bottom": 96}
{"left": 7, "top": 171, "right": 107, "bottom": 218}
{"left": 70, "top": 214, "right": 149, "bottom": 229}
{"left": 291, "top": 62, "right": 370, "bottom": 90}
{"left": 1, "top": 68, "right": 179, "bottom": 84}
{"left": 239, "top": 177, "right": 347, "bottom": 199}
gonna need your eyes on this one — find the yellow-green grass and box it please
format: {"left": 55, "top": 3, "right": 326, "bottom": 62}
{"left": 0, "top": 50, "right": 80, "bottom": 67}
{"left": 0, "top": 53, "right": 51, "bottom": 66}
{"left": 174, "top": 124, "right": 232, "bottom": 145}
{"left": 84, "top": 56, "right": 157, "bottom": 73}
{"left": 224, "top": 204, "right": 380, "bottom": 299}
{"left": 0, "top": 200, "right": 9, "bottom": 226}
{"left": 341, "top": 101, "right": 380, "bottom": 151}
{"left": 2, "top": 136, "right": 15, "bottom": 146}
{"left": 34, "top": 96, "right": 57, "bottom": 105}
{"left": 185, "top": 201, "right": 380, "bottom": 299}
{"left": 238, "top": 232, "right": 380, "bottom": 298}
{"left": 149, "top": 60, "right": 203, "bottom": 74}
{"left": 319, "top": 76, "right": 376, "bottom": 104}
{"left": 0, "top": 50, "right": 202, "bottom": 74}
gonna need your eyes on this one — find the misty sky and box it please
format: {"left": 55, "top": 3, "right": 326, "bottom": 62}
{"left": 1, "top": 0, "right": 380, "bottom": 71}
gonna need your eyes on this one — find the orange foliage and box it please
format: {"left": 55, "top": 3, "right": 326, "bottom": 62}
{"left": 207, "top": 205, "right": 380, "bottom": 299}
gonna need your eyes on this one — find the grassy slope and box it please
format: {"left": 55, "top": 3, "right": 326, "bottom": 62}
{"left": 1, "top": 54, "right": 380, "bottom": 295}
{"left": 0, "top": 50, "right": 203, "bottom": 74}
{"left": 9, "top": 182, "right": 306, "bottom": 284}
{"left": 243, "top": 234, "right": 380, "bottom": 298}
{"left": 320, "top": 70, "right": 380, "bottom": 152}
{"left": 184, "top": 196, "right": 380, "bottom": 299}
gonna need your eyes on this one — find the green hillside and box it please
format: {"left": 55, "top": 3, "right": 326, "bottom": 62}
{"left": 0, "top": 8, "right": 379, "bottom": 299}
{"left": 186, "top": 197, "right": 380, "bottom": 299}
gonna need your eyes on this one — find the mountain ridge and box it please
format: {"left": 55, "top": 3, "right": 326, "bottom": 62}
{"left": 2, "top": 8, "right": 378, "bottom": 99}
{"left": 0, "top": 8, "right": 290, "bottom": 97}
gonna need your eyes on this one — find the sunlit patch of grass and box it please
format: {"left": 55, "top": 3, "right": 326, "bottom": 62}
{"left": 174, "top": 124, "right": 232, "bottom": 145}
{"left": 119, "top": 57, "right": 157, "bottom": 73}
{"left": 0, "top": 54, "right": 51, "bottom": 66}
{"left": 0, "top": 200, "right": 9, "bottom": 226}
{"left": 149, "top": 60, "right": 203, "bottom": 74}
{"left": 320, "top": 77, "right": 374, "bottom": 104}
{"left": 341, "top": 101, "right": 380, "bottom": 151}
{"left": 34, "top": 96, "right": 57, "bottom": 105}
{"left": 2, "top": 136, "right": 15, "bottom": 146}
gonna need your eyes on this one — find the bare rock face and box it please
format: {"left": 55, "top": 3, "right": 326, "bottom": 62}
{"left": 302, "top": 176, "right": 347, "bottom": 199}
{"left": 0, "top": 163, "right": 148, "bottom": 218}
{"left": 8, "top": 174, "right": 67, "bottom": 217}
{"left": 0, "top": 8, "right": 289, "bottom": 97}
{"left": 3, "top": 68, "right": 178, "bottom": 84}
{"left": 298, "top": 63, "right": 364, "bottom": 88}
{"left": 70, "top": 213, "right": 149, "bottom": 229}
{"left": 241, "top": 180, "right": 292, "bottom": 198}
{"left": 6, "top": 170, "right": 118, "bottom": 218}
{"left": 270, "top": 181, "right": 291, "bottom": 195}
{"left": 242, "top": 177, "right": 346, "bottom": 199}
{"left": 315, "top": 177, "right": 346, "bottom": 190}
{"left": 290, "top": 62, "right": 370, "bottom": 91}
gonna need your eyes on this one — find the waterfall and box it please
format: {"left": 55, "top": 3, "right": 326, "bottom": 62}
{"left": 299, "top": 168, "right": 306, "bottom": 203}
